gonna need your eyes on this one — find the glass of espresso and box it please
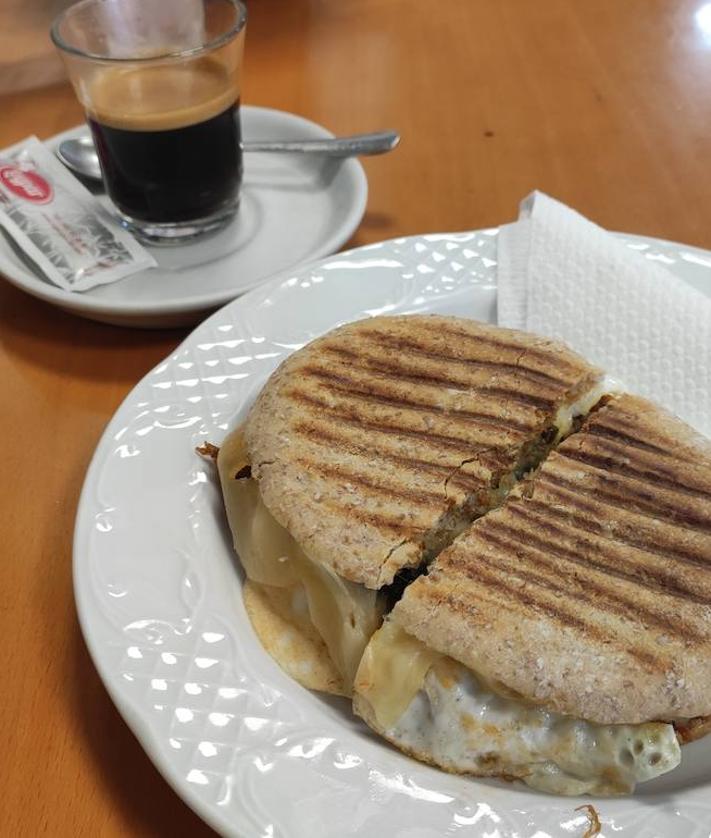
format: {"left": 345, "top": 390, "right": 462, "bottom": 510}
{"left": 52, "top": 0, "right": 247, "bottom": 244}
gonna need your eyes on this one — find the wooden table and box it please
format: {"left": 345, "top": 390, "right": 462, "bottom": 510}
{"left": 3, "top": 0, "right": 711, "bottom": 834}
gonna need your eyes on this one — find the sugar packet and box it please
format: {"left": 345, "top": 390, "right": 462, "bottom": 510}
{"left": 0, "top": 136, "right": 156, "bottom": 291}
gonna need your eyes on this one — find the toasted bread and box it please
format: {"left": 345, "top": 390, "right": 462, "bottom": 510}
{"left": 392, "top": 394, "right": 711, "bottom": 724}
{"left": 244, "top": 314, "right": 602, "bottom": 588}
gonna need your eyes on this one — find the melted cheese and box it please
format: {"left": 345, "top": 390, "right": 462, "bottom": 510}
{"left": 554, "top": 378, "right": 615, "bottom": 440}
{"left": 218, "top": 428, "right": 384, "bottom": 690}
{"left": 356, "top": 623, "right": 681, "bottom": 795}
{"left": 355, "top": 619, "right": 444, "bottom": 728}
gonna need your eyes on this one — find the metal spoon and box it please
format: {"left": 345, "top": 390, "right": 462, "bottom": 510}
{"left": 57, "top": 130, "right": 400, "bottom": 183}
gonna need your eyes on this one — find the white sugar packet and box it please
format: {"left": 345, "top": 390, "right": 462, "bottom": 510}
{"left": 0, "top": 136, "right": 155, "bottom": 292}
{"left": 497, "top": 191, "right": 711, "bottom": 437}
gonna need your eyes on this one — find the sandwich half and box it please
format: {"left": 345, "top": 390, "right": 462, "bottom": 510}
{"left": 217, "top": 314, "right": 605, "bottom": 694}
{"left": 354, "top": 393, "right": 711, "bottom": 794}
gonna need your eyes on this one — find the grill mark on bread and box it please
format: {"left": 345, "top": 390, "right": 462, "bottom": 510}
{"left": 475, "top": 386, "right": 555, "bottom": 411}
{"left": 318, "top": 496, "right": 426, "bottom": 539}
{"left": 584, "top": 423, "right": 674, "bottom": 458}
{"left": 559, "top": 446, "right": 711, "bottom": 502}
{"left": 435, "top": 558, "right": 664, "bottom": 670}
{"left": 588, "top": 404, "right": 688, "bottom": 452}
{"left": 287, "top": 390, "right": 502, "bottom": 455}
{"left": 293, "top": 457, "right": 448, "bottom": 510}
{"left": 292, "top": 420, "right": 488, "bottom": 492}
{"left": 406, "top": 324, "right": 586, "bottom": 376}
{"left": 539, "top": 468, "right": 711, "bottom": 534}
{"left": 292, "top": 421, "right": 488, "bottom": 492}
{"left": 505, "top": 503, "right": 711, "bottom": 607}
{"left": 523, "top": 492, "right": 711, "bottom": 571}
{"left": 349, "top": 330, "right": 571, "bottom": 389}
{"left": 321, "top": 345, "right": 560, "bottom": 406}
{"left": 461, "top": 521, "right": 707, "bottom": 641}
{"left": 587, "top": 406, "right": 644, "bottom": 433}
{"left": 322, "top": 344, "right": 480, "bottom": 391}
{"left": 298, "top": 365, "right": 536, "bottom": 435}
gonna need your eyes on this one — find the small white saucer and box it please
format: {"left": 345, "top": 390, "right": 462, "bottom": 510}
{"left": 0, "top": 106, "right": 367, "bottom": 328}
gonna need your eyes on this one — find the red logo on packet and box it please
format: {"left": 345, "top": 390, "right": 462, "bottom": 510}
{"left": 0, "top": 165, "right": 53, "bottom": 204}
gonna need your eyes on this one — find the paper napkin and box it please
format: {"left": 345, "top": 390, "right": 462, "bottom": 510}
{"left": 497, "top": 191, "right": 711, "bottom": 437}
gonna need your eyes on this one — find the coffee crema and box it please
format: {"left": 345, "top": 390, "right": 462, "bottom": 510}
{"left": 86, "top": 58, "right": 242, "bottom": 225}
{"left": 86, "top": 58, "right": 238, "bottom": 131}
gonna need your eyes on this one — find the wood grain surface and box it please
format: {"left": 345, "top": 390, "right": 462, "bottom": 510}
{"left": 3, "top": 0, "right": 711, "bottom": 834}
{"left": 0, "top": 0, "right": 70, "bottom": 96}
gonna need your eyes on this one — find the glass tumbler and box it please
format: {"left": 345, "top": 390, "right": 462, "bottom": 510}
{"left": 52, "top": 0, "right": 247, "bottom": 243}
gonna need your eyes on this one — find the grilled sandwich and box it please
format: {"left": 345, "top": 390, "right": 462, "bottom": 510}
{"left": 354, "top": 393, "right": 711, "bottom": 794}
{"left": 217, "top": 314, "right": 605, "bottom": 694}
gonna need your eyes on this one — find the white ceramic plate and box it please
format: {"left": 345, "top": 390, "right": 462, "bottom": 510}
{"left": 74, "top": 230, "right": 711, "bottom": 838}
{"left": 0, "top": 107, "right": 367, "bottom": 328}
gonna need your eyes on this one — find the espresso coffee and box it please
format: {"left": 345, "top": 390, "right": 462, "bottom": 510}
{"left": 87, "top": 59, "right": 242, "bottom": 225}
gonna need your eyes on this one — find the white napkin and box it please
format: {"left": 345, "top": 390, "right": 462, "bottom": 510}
{"left": 497, "top": 191, "right": 711, "bottom": 437}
